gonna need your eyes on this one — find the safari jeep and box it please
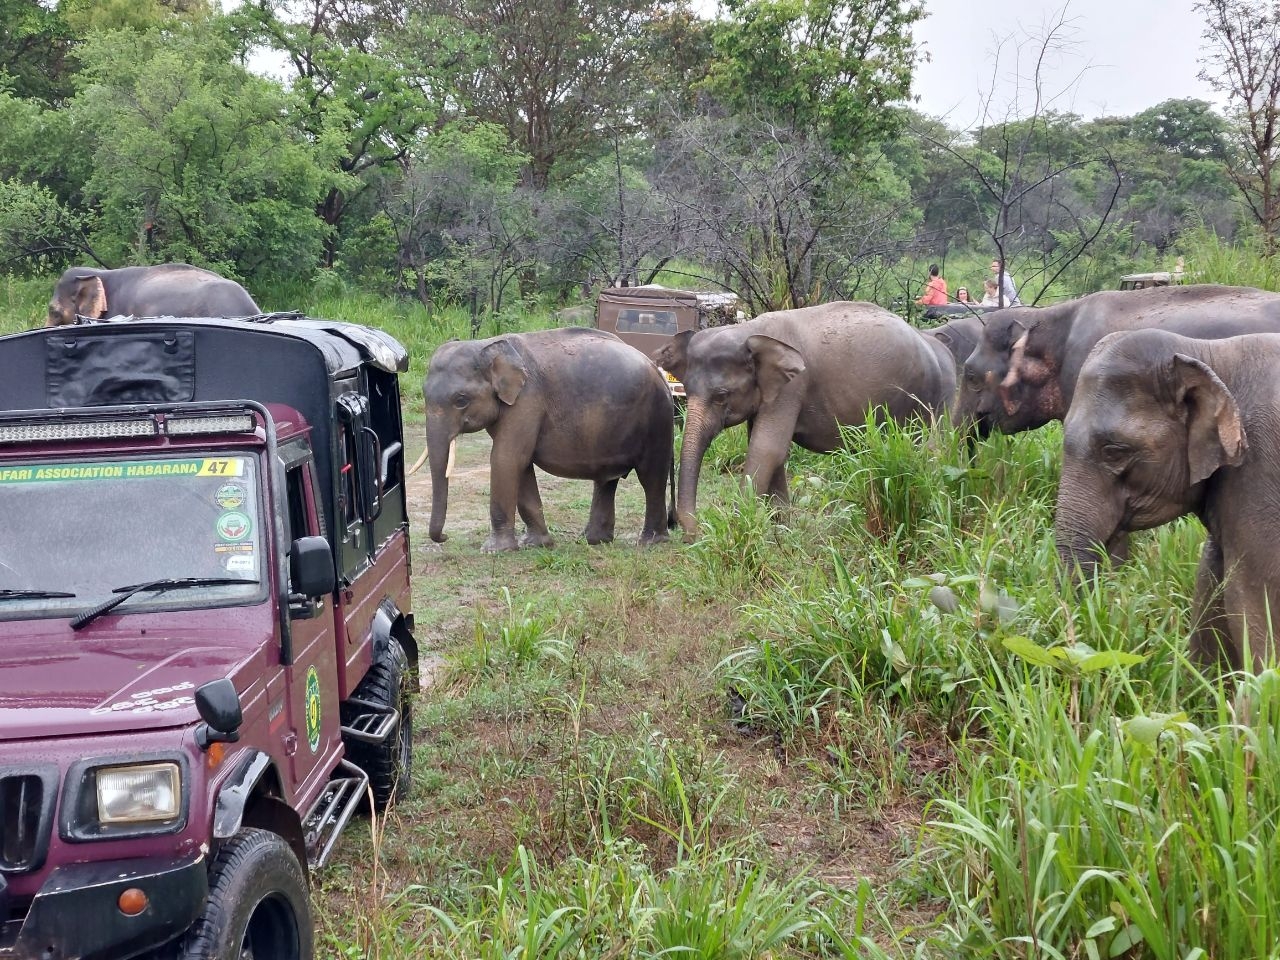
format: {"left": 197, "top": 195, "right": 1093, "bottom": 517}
{"left": 0, "top": 314, "right": 417, "bottom": 959}
{"left": 595, "top": 285, "right": 741, "bottom": 399}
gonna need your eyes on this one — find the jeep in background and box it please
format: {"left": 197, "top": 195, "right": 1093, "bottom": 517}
{"left": 595, "top": 285, "right": 742, "bottom": 399}
{"left": 0, "top": 314, "right": 417, "bottom": 959}
{"left": 1120, "top": 258, "right": 1187, "bottom": 291}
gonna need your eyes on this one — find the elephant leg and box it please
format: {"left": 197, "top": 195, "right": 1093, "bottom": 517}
{"left": 483, "top": 445, "right": 527, "bottom": 553}
{"left": 637, "top": 457, "right": 671, "bottom": 546}
{"left": 584, "top": 478, "right": 619, "bottom": 545}
{"left": 742, "top": 402, "right": 800, "bottom": 506}
{"left": 1189, "top": 536, "right": 1237, "bottom": 672}
{"left": 517, "top": 466, "right": 555, "bottom": 548}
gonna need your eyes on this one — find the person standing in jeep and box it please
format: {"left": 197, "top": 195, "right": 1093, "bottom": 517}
{"left": 0, "top": 315, "right": 417, "bottom": 960}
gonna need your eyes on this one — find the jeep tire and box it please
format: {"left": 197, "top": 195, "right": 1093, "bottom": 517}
{"left": 344, "top": 638, "right": 413, "bottom": 809}
{"left": 181, "top": 828, "right": 312, "bottom": 960}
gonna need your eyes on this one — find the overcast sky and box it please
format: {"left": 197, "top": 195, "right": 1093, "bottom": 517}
{"left": 911, "top": 0, "right": 1222, "bottom": 124}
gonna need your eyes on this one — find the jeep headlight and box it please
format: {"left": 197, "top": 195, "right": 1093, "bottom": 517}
{"left": 96, "top": 763, "right": 181, "bottom": 824}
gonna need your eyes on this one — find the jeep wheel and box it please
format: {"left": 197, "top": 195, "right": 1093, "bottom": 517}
{"left": 344, "top": 638, "right": 413, "bottom": 809}
{"left": 181, "top": 828, "right": 312, "bottom": 960}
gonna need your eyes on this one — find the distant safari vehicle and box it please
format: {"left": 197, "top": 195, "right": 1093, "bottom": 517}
{"left": 1120, "top": 258, "right": 1187, "bottom": 291}
{"left": 595, "top": 285, "right": 742, "bottom": 399}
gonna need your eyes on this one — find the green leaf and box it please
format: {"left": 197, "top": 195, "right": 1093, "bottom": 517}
{"left": 1077, "top": 650, "right": 1147, "bottom": 672}
{"left": 1085, "top": 916, "right": 1118, "bottom": 938}
{"left": 1121, "top": 715, "right": 1167, "bottom": 745}
{"left": 1109, "top": 922, "right": 1144, "bottom": 957}
{"left": 1002, "top": 635, "right": 1061, "bottom": 668}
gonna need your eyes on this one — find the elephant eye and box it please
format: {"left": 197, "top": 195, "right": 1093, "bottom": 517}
{"left": 711, "top": 387, "right": 730, "bottom": 401}
{"left": 1100, "top": 442, "right": 1132, "bottom": 466}
{"left": 452, "top": 393, "right": 470, "bottom": 409}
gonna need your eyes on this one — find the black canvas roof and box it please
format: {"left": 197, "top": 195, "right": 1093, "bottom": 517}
{"left": 0, "top": 313, "right": 407, "bottom": 413}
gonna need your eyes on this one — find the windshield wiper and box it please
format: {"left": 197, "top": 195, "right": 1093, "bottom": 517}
{"left": 0, "top": 589, "right": 77, "bottom": 600}
{"left": 70, "top": 578, "right": 259, "bottom": 631}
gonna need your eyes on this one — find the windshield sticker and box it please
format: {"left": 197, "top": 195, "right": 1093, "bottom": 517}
{"left": 0, "top": 458, "right": 248, "bottom": 483}
{"left": 305, "top": 666, "right": 322, "bottom": 752}
{"left": 224, "top": 554, "right": 255, "bottom": 574}
{"left": 216, "top": 512, "right": 252, "bottom": 542}
{"left": 215, "top": 483, "right": 247, "bottom": 510}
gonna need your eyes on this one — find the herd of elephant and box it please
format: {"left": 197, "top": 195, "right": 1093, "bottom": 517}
{"left": 420, "top": 285, "right": 1280, "bottom": 677}
{"left": 35, "top": 264, "right": 1280, "bottom": 674}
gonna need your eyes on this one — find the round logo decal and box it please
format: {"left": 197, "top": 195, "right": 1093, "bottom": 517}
{"left": 216, "top": 511, "right": 252, "bottom": 542}
{"left": 305, "top": 666, "right": 321, "bottom": 752}
{"left": 215, "top": 483, "right": 246, "bottom": 510}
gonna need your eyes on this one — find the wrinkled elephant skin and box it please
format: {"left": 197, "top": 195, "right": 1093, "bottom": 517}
{"left": 652, "top": 301, "right": 961, "bottom": 538}
{"left": 46, "top": 264, "right": 260, "bottom": 327}
{"left": 956, "top": 284, "right": 1280, "bottom": 437}
{"left": 424, "top": 328, "right": 674, "bottom": 552}
{"left": 1055, "top": 328, "right": 1280, "bottom": 673}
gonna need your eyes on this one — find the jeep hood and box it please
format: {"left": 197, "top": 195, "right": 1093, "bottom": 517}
{"left": 0, "top": 633, "right": 258, "bottom": 741}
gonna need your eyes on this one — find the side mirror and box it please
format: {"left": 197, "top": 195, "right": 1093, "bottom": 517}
{"left": 194, "top": 678, "right": 242, "bottom": 749}
{"left": 290, "top": 535, "right": 336, "bottom": 599}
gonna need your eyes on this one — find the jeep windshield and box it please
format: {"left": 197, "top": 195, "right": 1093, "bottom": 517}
{"left": 0, "top": 454, "right": 266, "bottom": 621}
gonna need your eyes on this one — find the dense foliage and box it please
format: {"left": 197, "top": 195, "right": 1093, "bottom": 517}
{"left": 0, "top": 0, "right": 1256, "bottom": 314}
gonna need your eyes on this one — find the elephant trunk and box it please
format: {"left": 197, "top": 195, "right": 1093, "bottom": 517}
{"left": 427, "top": 416, "right": 455, "bottom": 543}
{"left": 677, "top": 396, "right": 721, "bottom": 538}
{"left": 1054, "top": 465, "right": 1126, "bottom": 581}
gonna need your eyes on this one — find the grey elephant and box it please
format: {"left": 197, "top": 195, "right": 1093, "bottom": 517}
{"left": 956, "top": 284, "right": 1280, "bottom": 436}
{"left": 47, "top": 264, "right": 260, "bottom": 327}
{"left": 652, "top": 300, "right": 961, "bottom": 538}
{"left": 424, "top": 328, "right": 675, "bottom": 552}
{"left": 1055, "top": 328, "right": 1280, "bottom": 672}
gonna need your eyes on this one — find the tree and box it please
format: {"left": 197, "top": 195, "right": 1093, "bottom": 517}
{"left": 238, "top": 1, "right": 455, "bottom": 265}
{"left": 416, "top": 0, "right": 673, "bottom": 188}
{"left": 915, "top": 11, "right": 1121, "bottom": 305}
{"left": 1196, "top": 0, "right": 1280, "bottom": 251}
{"left": 71, "top": 20, "right": 336, "bottom": 281}
{"left": 0, "top": 0, "right": 74, "bottom": 106}
{"left": 1132, "top": 98, "right": 1229, "bottom": 160}
{"left": 705, "top": 0, "right": 924, "bottom": 152}
{"left": 659, "top": 114, "right": 913, "bottom": 313}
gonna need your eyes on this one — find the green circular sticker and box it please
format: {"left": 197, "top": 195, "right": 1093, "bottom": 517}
{"left": 215, "top": 483, "right": 246, "bottom": 510}
{"left": 216, "top": 511, "right": 252, "bottom": 542}
{"left": 305, "top": 666, "right": 321, "bottom": 752}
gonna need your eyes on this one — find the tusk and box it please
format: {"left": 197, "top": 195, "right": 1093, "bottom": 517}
{"left": 406, "top": 445, "right": 428, "bottom": 477}
{"left": 406, "top": 438, "right": 456, "bottom": 479}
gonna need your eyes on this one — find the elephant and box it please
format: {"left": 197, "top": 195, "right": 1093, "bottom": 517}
{"left": 955, "top": 284, "right": 1280, "bottom": 437}
{"left": 423, "top": 327, "right": 675, "bottom": 552}
{"left": 651, "top": 300, "right": 961, "bottom": 538}
{"left": 1055, "top": 328, "right": 1280, "bottom": 673}
{"left": 46, "top": 264, "right": 260, "bottom": 327}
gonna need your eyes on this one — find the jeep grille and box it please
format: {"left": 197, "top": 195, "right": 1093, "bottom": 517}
{"left": 0, "top": 771, "right": 55, "bottom": 874}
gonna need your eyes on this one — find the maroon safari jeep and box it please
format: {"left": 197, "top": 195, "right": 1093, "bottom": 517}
{"left": 0, "top": 315, "right": 418, "bottom": 959}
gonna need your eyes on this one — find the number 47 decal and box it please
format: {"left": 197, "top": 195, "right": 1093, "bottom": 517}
{"left": 198, "top": 459, "right": 244, "bottom": 477}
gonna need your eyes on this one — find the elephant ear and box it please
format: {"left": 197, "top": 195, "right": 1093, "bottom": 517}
{"left": 480, "top": 338, "right": 527, "bottom": 406}
{"left": 1170, "top": 353, "right": 1247, "bottom": 484}
{"left": 651, "top": 330, "right": 694, "bottom": 382}
{"left": 746, "top": 334, "right": 805, "bottom": 405}
{"left": 74, "top": 275, "right": 107, "bottom": 318}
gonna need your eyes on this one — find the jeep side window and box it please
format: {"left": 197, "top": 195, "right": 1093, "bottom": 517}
{"left": 338, "top": 426, "right": 358, "bottom": 530}
{"left": 286, "top": 464, "right": 311, "bottom": 541}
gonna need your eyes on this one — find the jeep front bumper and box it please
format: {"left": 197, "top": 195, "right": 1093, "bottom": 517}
{"left": 0, "top": 854, "right": 207, "bottom": 959}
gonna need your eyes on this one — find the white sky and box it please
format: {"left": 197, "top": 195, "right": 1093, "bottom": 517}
{"left": 911, "top": 0, "right": 1223, "bottom": 124}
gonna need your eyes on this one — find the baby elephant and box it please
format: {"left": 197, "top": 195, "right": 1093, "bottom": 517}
{"left": 1055, "top": 328, "right": 1280, "bottom": 672}
{"left": 424, "top": 328, "right": 674, "bottom": 551}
